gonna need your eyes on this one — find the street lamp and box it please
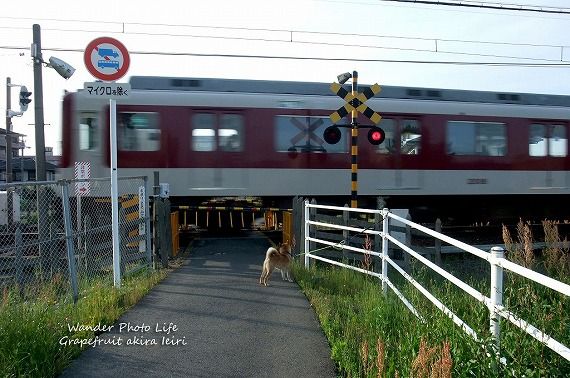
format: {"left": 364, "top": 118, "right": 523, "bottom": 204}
{"left": 31, "top": 23, "right": 75, "bottom": 182}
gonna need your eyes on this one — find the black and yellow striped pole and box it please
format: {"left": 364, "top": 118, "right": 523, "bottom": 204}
{"left": 327, "top": 72, "right": 383, "bottom": 209}
{"left": 350, "top": 71, "right": 358, "bottom": 208}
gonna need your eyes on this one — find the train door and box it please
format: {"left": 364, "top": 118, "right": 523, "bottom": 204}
{"left": 189, "top": 111, "right": 247, "bottom": 193}
{"left": 376, "top": 117, "right": 422, "bottom": 190}
{"left": 528, "top": 122, "right": 568, "bottom": 189}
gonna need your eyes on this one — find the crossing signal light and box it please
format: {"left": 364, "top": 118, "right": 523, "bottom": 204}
{"left": 323, "top": 125, "right": 342, "bottom": 145}
{"left": 19, "top": 86, "right": 32, "bottom": 112}
{"left": 367, "top": 126, "right": 385, "bottom": 145}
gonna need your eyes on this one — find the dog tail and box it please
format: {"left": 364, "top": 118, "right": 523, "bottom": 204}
{"left": 266, "top": 247, "right": 279, "bottom": 258}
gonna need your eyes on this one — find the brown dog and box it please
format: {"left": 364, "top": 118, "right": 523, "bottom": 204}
{"left": 259, "top": 243, "right": 293, "bottom": 286}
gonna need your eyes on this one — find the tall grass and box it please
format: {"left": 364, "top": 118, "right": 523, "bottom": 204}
{"left": 294, "top": 225, "right": 569, "bottom": 377}
{"left": 0, "top": 268, "right": 166, "bottom": 377}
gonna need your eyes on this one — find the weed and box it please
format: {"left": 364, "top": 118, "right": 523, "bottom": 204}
{"left": 362, "top": 235, "right": 373, "bottom": 272}
{"left": 294, "top": 245, "right": 569, "bottom": 377}
{"left": 376, "top": 338, "right": 385, "bottom": 378}
{"left": 0, "top": 268, "right": 166, "bottom": 377}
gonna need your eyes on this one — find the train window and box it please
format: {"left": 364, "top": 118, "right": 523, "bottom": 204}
{"left": 274, "top": 115, "right": 347, "bottom": 153}
{"left": 192, "top": 114, "right": 216, "bottom": 151}
{"left": 529, "top": 124, "right": 567, "bottom": 157}
{"left": 550, "top": 125, "right": 567, "bottom": 157}
{"left": 400, "top": 120, "right": 421, "bottom": 155}
{"left": 447, "top": 121, "right": 506, "bottom": 156}
{"left": 219, "top": 114, "right": 244, "bottom": 152}
{"left": 377, "top": 119, "right": 396, "bottom": 154}
{"left": 529, "top": 124, "right": 547, "bottom": 156}
{"left": 79, "top": 113, "right": 97, "bottom": 151}
{"left": 118, "top": 112, "right": 160, "bottom": 151}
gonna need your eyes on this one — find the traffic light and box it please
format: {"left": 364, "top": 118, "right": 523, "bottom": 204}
{"left": 367, "top": 126, "right": 385, "bottom": 145}
{"left": 19, "top": 86, "right": 32, "bottom": 112}
{"left": 323, "top": 126, "right": 342, "bottom": 144}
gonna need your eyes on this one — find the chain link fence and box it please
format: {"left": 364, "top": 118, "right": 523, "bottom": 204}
{"left": 0, "top": 176, "right": 151, "bottom": 302}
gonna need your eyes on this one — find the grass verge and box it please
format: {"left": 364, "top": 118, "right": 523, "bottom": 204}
{"left": 0, "top": 267, "right": 167, "bottom": 378}
{"left": 293, "top": 260, "right": 569, "bottom": 377}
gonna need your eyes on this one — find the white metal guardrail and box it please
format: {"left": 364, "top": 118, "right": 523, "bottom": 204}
{"left": 303, "top": 200, "right": 570, "bottom": 361}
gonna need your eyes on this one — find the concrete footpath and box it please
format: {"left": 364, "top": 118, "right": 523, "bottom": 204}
{"left": 61, "top": 234, "right": 336, "bottom": 378}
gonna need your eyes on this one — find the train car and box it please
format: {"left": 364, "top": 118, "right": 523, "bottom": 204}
{"left": 59, "top": 76, "right": 570, "bottom": 223}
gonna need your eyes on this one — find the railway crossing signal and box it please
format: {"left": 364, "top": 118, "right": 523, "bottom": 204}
{"left": 324, "top": 71, "right": 384, "bottom": 208}
{"left": 329, "top": 82, "right": 382, "bottom": 125}
{"left": 324, "top": 125, "right": 386, "bottom": 145}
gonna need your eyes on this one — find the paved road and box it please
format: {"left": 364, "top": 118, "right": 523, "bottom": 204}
{"left": 61, "top": 233, "right": 335, "bottom": 378}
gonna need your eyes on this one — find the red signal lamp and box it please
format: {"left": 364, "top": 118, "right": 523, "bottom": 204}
{"left": 367, "top": 127, "right": 385, "bottom": 145}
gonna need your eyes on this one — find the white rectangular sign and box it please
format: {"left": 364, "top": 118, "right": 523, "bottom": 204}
{"left": 83, "top": 82, "right": 131, "bottom": 99}
{"left": 74, "top": 162, "right": 91, "bottom": 196}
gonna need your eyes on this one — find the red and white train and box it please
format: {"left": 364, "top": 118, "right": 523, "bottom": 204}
{"left": 59, "top": 76, "right": 570, "bottom": 222}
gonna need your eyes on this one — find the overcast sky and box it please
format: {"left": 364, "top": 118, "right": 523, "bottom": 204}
{"left": 1, "top": 0, "right": 570, "bottom": 155}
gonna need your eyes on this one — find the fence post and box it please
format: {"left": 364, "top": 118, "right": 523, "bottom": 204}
{"left": 296, "top": 197, "right": 303, "bottom": 257}
{"left": 489, "top": 246, "right": 505, "bottom": 354}
{"left": 381, "top": 208, "right": 389, "bottom": 295}
{"left": 157, "top": 199, "right": 171, "bottom": 268}
{"left": 309, "top": 198, "right": 317, "bottom": 253}
{"left": 61, "top": 181, "right": 79, "bottom": 303}
{"left": 292, "top": 196, "right": 299, "bottom": 255}
{"left": 153, "top": 171, "right": 160, "bottom": 269}
{"left": 304, "top": 199, "right": 310, "bottom": 269}
{"left": 435, "top": 218, "right": 442, "bottom": 266}
{"left": 144, "top": 176, "right": 152, "bottom": 267}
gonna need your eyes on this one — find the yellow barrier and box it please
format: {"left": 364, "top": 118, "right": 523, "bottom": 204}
{"left": 171, "top": 211, "right": 180, "bottom": 257}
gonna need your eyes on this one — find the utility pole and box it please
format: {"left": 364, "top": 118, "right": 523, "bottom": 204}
{"left": 31, "top": 24, "right": 50, "bottom": 277}
{"left": 32, "top": 24, "right": 46, "bottom": 182}
{"left": 5, "top": 77, "right": 12, "bottom": 183}
{"left": 5, "top": 77, "right": 13, "bottom": 225}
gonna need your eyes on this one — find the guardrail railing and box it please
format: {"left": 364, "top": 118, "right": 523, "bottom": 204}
{"left": 303, "top": 200, "right": 570, "bottom": 361}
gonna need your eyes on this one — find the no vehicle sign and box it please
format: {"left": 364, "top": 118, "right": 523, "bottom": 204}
{"left": 84, "top": 37, "right": 130, "bottom": 81}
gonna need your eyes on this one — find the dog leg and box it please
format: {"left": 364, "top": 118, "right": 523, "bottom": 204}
{"left": 265, "top": 267, "right": 274, "bottom": 286}
{"left": 260, "top": 263, "right": 269, "bottom": 286}
{"left": 261, "top": 272, "right": 268, "bottom": 286}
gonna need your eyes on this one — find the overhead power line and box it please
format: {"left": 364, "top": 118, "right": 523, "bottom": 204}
{"left": 1, "top": 44, "right": 569, "bottom": 67}
{"left": 1, "top": 15, "right": 568, "bottom": 64}
{"left": 1, "top": 24, "right": 568, "bottom": 63}
{"left": 1, "top": 15, "right": 568, "bottom": 50}
{"left": 379, "top": 0, "right": 570, "bottom": 14}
